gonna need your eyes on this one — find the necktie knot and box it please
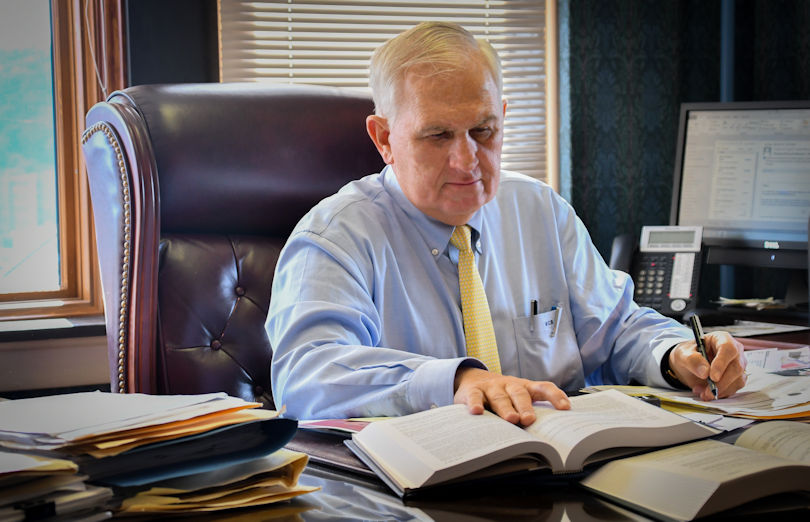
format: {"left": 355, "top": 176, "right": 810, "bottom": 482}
{"left": 450, "top": 225, "right": 473, "bottom": 253}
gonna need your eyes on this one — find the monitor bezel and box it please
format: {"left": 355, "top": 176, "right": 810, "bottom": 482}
{"left": 670, "top": 100, "right": 810, "bottom": 253}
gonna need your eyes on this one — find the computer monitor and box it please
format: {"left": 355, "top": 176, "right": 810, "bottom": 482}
{"left": 670, "top": 101, "right": 810, "bottom": 271}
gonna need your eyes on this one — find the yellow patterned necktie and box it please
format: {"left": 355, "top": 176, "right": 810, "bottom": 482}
{"left": 449, "top": 225, "right": 502, "bottom": 374}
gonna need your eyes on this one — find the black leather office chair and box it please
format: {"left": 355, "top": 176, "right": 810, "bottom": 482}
{"left": 81, "top": 82, "right": 383, "bottom": 407}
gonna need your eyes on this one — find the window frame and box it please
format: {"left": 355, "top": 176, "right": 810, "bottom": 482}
{"left": 0, "top": 0, "right": 126, "bottom": 320}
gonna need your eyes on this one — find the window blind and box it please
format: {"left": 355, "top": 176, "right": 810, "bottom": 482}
{"left": 219, "top": 0, "right": 551, "bottom": 183}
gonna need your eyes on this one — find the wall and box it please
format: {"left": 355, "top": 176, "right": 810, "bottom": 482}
{"left": 126, "top": 0, "right": 218, "bottom": 86}
{"left": 568, "top": 0, "right": 720, "bottom": 256}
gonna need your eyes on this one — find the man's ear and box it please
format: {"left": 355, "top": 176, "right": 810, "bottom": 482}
{"left": 366, "top": 115, "right": 394, "bottom": 164}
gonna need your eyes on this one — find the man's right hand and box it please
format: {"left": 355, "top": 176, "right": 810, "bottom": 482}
{"left": 453, "top": 366, "right": 570, "bottom": 427}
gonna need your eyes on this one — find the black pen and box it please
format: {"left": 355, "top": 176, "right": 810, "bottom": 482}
{"left": 689, "top": 315, "right": 718, "bottom": 399}
{"left": 531, "top": 299, "right": 539, "bottom": 316}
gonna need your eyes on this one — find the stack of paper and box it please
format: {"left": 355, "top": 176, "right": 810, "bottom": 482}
{"left": 0, "top": 452, "right": 112, "bottom": 521}
{"left": 117, "top": 449, "right": 316, "bottom": 515}
{"left": 744, "top": 344, "right": 810, "bottom": 376}
{"left": 0, "top": 392, "right": 265, "bottom": 452}
{"left": 583, "top": 365, "right": 810, "bottom": 421}
{"left": 0, "top": 391, "right": 314, "bottom": 517}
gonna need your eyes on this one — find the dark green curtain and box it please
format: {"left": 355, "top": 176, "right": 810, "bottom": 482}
{"left": 568, "top": 0, "right": 810, "bottom": 260}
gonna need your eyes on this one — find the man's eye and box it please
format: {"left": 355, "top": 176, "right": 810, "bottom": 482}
{"left": 429, "top": 131, "right": 450, "bottom": 140}
{"left": 471, "top": 128, "right": 493, "bottom": 140}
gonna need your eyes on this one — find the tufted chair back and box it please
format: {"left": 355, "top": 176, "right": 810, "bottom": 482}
{"left": 81, "top": 83, "right": 382, "bottom": 407}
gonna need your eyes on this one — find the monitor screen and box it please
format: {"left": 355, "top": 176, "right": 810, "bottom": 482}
{"left": 670, "top": 101, "right": 810, "bottom": 255}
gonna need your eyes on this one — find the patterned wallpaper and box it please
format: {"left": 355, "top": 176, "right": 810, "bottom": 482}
{"left": 566, "top": 0, "right": 809, "bottom": 260}
{"left": 568, "top": 0, "right": 719, "bottom": 257}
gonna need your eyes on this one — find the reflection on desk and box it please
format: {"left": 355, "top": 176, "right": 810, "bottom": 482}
{"left": 210, "top": 461, "right": 808, "bottom": 521}
{"left": 292, "top": 463, "right": 655, "bottom": 521}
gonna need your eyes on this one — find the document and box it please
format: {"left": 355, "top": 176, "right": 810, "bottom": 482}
{"left": 0, "top": 392, "right": 268, "bottom": 452}
{"left": 0, "top": 392, "right": 258, "bottom": 449}
{"left": 0, "top": 452, "right": 77, "bottom": 477}
{"left": 581, "top": 421, "right": 810, "bottom": 521}
{"left": 297, "top": 418, "right": 379, "bottom": 435}
{"left": 583, "top": 365, "right": 810, "bottom": 420}
{"left": 0, "top": 451, "right": 111, "bottom": 522}
{"left": 117, "top": 449, "right": 318, "bottom": 514}
{"left": 347, "top": 390, "right": 717, "bottom": 497}
{"left": 745, "top": 345, "right": 810, "bottom": 375}
{"left": 703, "top": 320, "right": 810, "bottom": 338}
{"left": 0, "top": 392, "right": 313, "bottom": 515}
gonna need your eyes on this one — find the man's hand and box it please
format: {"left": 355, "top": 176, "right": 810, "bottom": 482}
{"left": 668, "top": 331, "right": 747, "bottom": 401}
{"left": 453, "top": 367, "right": 570, "bottom": 426}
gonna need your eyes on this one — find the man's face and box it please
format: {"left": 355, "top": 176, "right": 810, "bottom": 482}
{"left": 367, "top": 59, "right": 506, "bottom": 226}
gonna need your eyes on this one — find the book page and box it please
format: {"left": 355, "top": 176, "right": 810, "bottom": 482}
{"left": 376, "top": 405, "right": 533, "bottom": 468}
{"left": 354, "top": 404, "right": 536, "bottom": 488}
{"left": 580, "top": 439, "right": 805, "bottom": 522}
{"left": 630, "top": 440, "right": 788, "bottom": 480}
{"left": 524, "top": 389, "right": 707, "bottom": 468}
{"left": 735, "top": 421, "right": 810, "bottom": 464}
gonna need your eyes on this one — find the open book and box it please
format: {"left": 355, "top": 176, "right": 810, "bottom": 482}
{"left": 580, "top": 421, "right": 810, "bottom": 521}
{"left": 346, "top": 389, "right": 717, "bottom": 497}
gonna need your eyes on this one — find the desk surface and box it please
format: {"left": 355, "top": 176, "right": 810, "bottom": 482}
{"left": 275, "top": 330, "right": 810, "bottom": 521}
{"left": 243, "top": 460, "right": 810, "bottom": 521}
{"left": 756, "top": 328, "right": 810, "bottom": 345}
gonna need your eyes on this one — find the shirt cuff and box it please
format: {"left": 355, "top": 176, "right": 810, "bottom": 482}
{"left": 407, "top": 357, "right": 485, "bottom": 411}
{"left": 647, "top": 337, "right": 692, "bottom": 388}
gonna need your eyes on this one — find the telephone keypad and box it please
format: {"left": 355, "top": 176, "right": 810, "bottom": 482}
{"left": 632, "top": 254, "right": 677, "bottom": 313}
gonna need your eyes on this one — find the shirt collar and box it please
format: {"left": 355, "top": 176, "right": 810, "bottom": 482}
{"left": 382, "top": 165, "right": 485, "bottom": 255}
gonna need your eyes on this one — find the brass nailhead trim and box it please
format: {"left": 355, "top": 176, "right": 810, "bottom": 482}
{"left": 82, "top": 122, "right": 131, "bottom": 393}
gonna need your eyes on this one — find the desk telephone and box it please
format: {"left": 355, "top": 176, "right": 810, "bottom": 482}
{"left": 611, "top": 225, "right": 703, "bottom": 318}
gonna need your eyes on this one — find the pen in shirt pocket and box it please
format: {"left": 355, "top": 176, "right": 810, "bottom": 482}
{"left": 529, "top": 299, "right": 539, "bottom": 332}
{"left": 529, "top": 300, "right": 561, "bottom": 337}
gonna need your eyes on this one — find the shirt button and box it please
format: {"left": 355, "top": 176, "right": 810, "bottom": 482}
{"left": 431, "top": 248, "right": 439, "bottom": 256}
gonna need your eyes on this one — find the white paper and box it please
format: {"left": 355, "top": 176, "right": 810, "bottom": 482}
{"left": 0, "top": 391, "right": 249, "bottom": 442}
{"left": 633, "top": 366, "right": 810, "bottom": 418}
{"left": 704, "top": 320, "right": 810, "bottom": 338}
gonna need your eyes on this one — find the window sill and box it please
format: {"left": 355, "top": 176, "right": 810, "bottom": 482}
{"left": 0, "top": 315, "right": 105, "bottom": 343}
{"left": 0, "top": 316, "right": 108, "bottom": 393}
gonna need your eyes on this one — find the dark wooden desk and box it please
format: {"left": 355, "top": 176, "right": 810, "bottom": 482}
{"left": 231, "top": 461, "right": 808, "bottom": 521}
{"left": 747, "top": 329, "right": 810, "bottom": 345}
{"left": 279, "top": 433, "right": 810, "bottom": 521}
{"left": 277, "top": 325, "right": 810, "bottom": 521}
{"left": 290, "top": 464, "right": 657, "bottom": 520}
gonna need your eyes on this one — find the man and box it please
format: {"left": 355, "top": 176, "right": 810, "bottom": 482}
{"left": 267, "top": 22, "right": 746, "bottom": 425}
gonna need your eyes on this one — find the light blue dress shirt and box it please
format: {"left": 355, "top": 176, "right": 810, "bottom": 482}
{"left": 267, "top": 166, "right": 692, "bottom": 420}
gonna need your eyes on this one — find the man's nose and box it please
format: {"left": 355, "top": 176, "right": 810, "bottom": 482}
{"left": 449, "top": 134, "right": 478, "bottom": 172}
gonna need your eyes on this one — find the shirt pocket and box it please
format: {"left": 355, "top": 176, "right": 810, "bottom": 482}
{"left": 512, "top": 306, "right": 585, "bottom": 390}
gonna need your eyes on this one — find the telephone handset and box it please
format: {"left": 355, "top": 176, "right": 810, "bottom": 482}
{"left": 633, "top": 225, "right": 703, "bottom": 317}
{"left": 610, "top": 226, "right": 703, "bottom": 318}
